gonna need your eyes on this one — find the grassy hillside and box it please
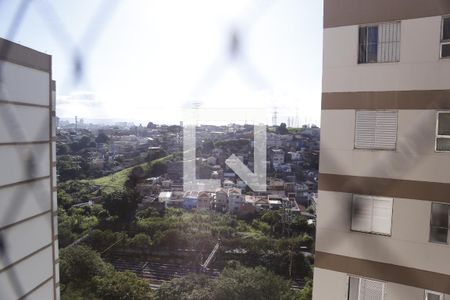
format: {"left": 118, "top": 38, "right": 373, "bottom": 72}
{"left": 90, "top": 154, "right": 174, "bottom": 194}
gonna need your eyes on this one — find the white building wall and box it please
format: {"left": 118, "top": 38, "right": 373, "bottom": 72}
{"left": 323, "top": 16, "right": 450, "bottom": 93}
{"left": 0, "top": 40, "right": 58, "bottom": 299}
{"left": 320, "top": 110, "right": 450, "bottom": 183}
{"left": 316, "top": 190, "right": 450, "bottom": 275}
{"left": 313, "top": 267, "right": 450, "bottom": 300}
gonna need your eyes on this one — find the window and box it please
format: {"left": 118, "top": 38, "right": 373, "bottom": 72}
{"left": 348, "top": 276, "right": 385, "bottom": 300}
{"left": 351, "top": 195, "right": 393, "bottom": 235}
{"left": 436, "top": 112, "right": 450, "bottom": 152}
{"left": 441, "top": 16, "right": 450, "bottom": 58}
{"left": 425, "top": 290, "right": 444, "bottom": 300}
{"left": 355, "top": 111, "right": 398, "bottom": 150}
{"left": 429, "top": 202, "right": 449, "bottom": 244}
{"left": 359, "top": 22, "right": 400, "bottom": 63}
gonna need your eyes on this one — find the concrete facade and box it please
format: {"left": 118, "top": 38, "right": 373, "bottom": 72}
{"left": 0, "top": 38, "right": 59, "bottom": 299}
{"left": 314, "top": 1, "right": 450, "bottom": 299}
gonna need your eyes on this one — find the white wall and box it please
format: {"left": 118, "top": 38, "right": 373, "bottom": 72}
{"left": 316, "top": 190, "right": 450, "bottom": 275}
{"left": 0, "top": 246, "right": 53, "bottom": 299}
{"left": 0, "top": 213, "right": 52, "bottom": 269}
{"left": 0, "top": 144, "right": 50, "bottom": 186}
{"left": 0, "top": 61, "right": 50, "bottom": 106}
{"left": 312, "top": 267, "right": 449, "bottom": 300}
{"left": 320, "top": 109, "right": 450, "bottom": 183}
{"left": 323, "top": 16, "right": 450, "bottom": 92}
{"left": 0, "top": 55, "right": 57, "bottom": 299}
{"left": 0, "top": 104, "right": 49, "bottom": 143}
{"left": 0, "top": 179, "right": 51, "bottom": 227}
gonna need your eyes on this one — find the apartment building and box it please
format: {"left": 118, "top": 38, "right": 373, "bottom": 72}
{"left": 314, "top": 1, "right": 450, "bottom": 300}
{"left": 0, "top": 38, "right": 59, "bottom": 299}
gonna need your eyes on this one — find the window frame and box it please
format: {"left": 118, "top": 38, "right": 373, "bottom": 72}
{"left": 348, "top": 276, "right": 386, "bottom": 300}
{"left": 429, "top": 202, "right": 449, "bottom": 245}
{"left": 440, "top": 15, "right": 450, "bottom": 59}
{"left": 350, "top": 194, "right": 394, "bottom": 236}
{"left": 435, "top": 111, "right": 450, "bottom": 152}
{"left": 358, "top": 21, "right": 401, "bottom": 64}
{"left": 425, "top": 290, "right": 444, "bottom": 300}
{"left": 354, "top": 110, "right": 398, "bottom": 151}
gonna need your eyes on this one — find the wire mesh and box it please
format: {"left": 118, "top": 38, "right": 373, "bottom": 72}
{"left": 0, "top": 0, "right": 288, "bottom": 298}
{"left": 1, "top": 0, "right": 442, "bottom": 298}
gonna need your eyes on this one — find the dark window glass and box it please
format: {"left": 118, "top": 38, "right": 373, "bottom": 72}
{"left": 348, "top": 277, "right": 359, "bottom": 300}
{"left": 441, "top": 43, "right": 450, "bottom": 58}
{"left": 436, "top": 138, "right": 450, "bottom": 151}
{"left": 443, "top": 17, "right": 450, "bottom": 40}
{"left": 367, "top": 26, "right": 378, "bottom": 63}
{"left": 431, "top": 203, "right": 449, "bottom": 227}
{"left": 437, "top": 113, "right": 450, "bottom": 135}
{"left": 430, "top": 227, "right": 448, "bottom": 243}
{"left": 358, "top": 27, "right": 367, "bottom": 63}
{"left": 359, "top": 26, "right": 378, "bottom": 63}
{"left": 427, "top": 293, "right": 441, "bottom": 300}
{"left": 430, "top": 203, "right": 449, "bottom": 243}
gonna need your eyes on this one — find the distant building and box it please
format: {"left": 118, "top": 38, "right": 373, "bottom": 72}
{"left": 214, "top": 188, "right": 228, "bottom": 212}
{"left": 270, "top": 148, "right": 285, "bottom": 168}
{"left": 227, "top": 188, "right": 244, "bottom": 213}
{"left": 158, "top": 191, "right": 172, "bottom": 206}
{"left": 197, "top": 192, "right": 212, "bottom": 211}
{"left": 223, "top": 179, "right": 234, "bottom": 189}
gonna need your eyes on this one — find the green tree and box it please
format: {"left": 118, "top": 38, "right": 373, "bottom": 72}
{"left": 57, "top": 156, "right": 81, "bottom": 181}
{"left": 214, "top": 262, "right": 297, "bottom": 300}
{"left": 156, "top": 262, "right": 298, "bottom": 300}
{"left": 84, "top": 229, "right": 127, "bottom": 252}
{"left": 127, "top": 233, "right": 152, "bottom": 249}
{"left": 149, "top": 161, "right": 167, "bottom": 177}
{"left": 57, "top": 189, "right": 73, "bottom": 209}
{"left": 156, "top": 273, "right": 215, "bottom": 300}
{"left": 79, "top": 136, "right": 91, "bottom": 148}
{"left": 57, "top": 143, "right": 71, "bottom": 155}
{"left": 103, "top": 190, "right": 139, "bottom": 224}
{"left": 60, "top": 245, "right": 112, "bottom": 286}
{"left": 299, "top": 279, "right": 313, "bottom": 300}
{"left": 261, "top": 210, "right": 282, "bottom": 234}
{"left": 95, "top": 131, "right": 110, "bottom": 144}
{"left": 277, "top": 123, "right": 289, "bottom": 135}
{"left": 93, "top": 271, "right": 154, "bottom": 300}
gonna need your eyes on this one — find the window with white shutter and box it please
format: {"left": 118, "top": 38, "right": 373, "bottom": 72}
{"left": 355, "top": 111, "right": 397, "bottom": 150}
{"left": 435, "top": 112, "right": 450, "bottom": 152}
{"left": 359, "top": 22, "right": 400, "bottom": 63}
{"left": 371, "top": 197, "right": 393, "bottom": 234}
{"left": 351, "top": 194, "right": 393, "bottom": 235}
{"left": 348, "top": 277, "right": 385, "bottom": 300}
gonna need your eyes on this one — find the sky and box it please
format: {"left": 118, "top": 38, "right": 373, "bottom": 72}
{"left": 0, "top": 0, "right": 323, "bottom": 126}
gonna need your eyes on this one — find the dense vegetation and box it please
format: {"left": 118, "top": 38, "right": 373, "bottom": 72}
{"left": 156, "top": 261, "right": 310, "bottom": 300}
{"left": 58, "top": 153, "right": 315, "bottom": 299}
{"left": 60, "top": 245, "right": 154, "bottom": 299}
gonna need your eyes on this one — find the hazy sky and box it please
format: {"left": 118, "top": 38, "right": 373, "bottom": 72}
{"left": 0, "top": 0, "right": 323, "bottom": 125}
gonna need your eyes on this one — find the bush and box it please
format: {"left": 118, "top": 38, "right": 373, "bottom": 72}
{"left": 155, "top": 262, "right": 298, "bottom": 300}
{"left": 156, "top": 274, "right": 215, "bottom": 300}
{"left": 60, "top": 245, "right": 112, "bottom": 286}
{"left": 93, "top": 271, "right": 154, "bottom": 300}
{"left": 127, "top": 233, "right": 152, "bottom": 249}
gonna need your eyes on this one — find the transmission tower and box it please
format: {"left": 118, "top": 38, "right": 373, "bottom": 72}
{"left": 272, "top": 107, "right": 278, "bottom": 126}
